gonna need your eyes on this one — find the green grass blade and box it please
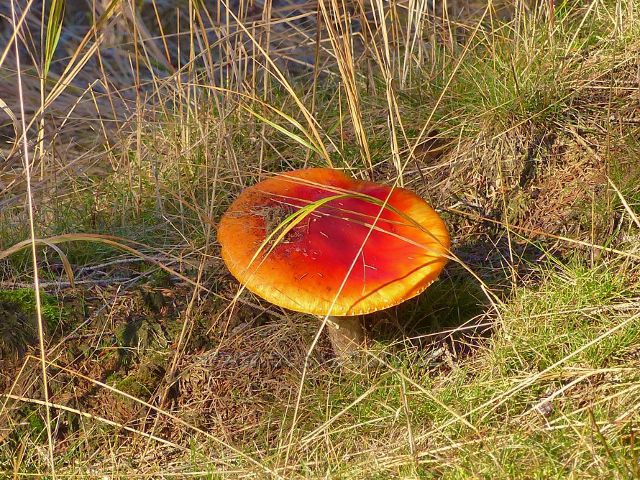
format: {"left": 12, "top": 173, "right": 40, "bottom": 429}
{"left": 43, "top": 0, "right": 64, "bottom": 78}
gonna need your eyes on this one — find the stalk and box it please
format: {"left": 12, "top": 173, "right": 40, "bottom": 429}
{"left": 325, "top": 316, "right": 365, "bottom": 359}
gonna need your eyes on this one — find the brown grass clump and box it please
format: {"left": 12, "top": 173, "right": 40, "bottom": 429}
{"left": 174, "top": 316, "right": 330, "bottom": 445}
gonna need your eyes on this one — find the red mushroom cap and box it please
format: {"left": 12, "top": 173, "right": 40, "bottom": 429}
{"left": 217, "top": 168, "right": 450, "bottom": 316}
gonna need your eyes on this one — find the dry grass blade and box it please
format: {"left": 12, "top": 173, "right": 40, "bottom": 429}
{"left": 0, "top": 96, "right": 20, "bottom": 159}
{"left": 218, "top": 0, "right": 332, "bottom": 165}
{"left": 0, "top": 0, "right": 34, "bottom": 69}
{"left": 608, "top": 176, "right": 640, "bottom": 229}
{"left": 318, "top": 0, "right": 372, "bottom": 172}
{"left": 9, "top": 0, "right": 55, "bottom": 476}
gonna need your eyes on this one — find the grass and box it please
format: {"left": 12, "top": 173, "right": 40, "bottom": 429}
{"left": 1, "top": 0, "right": 639, "bottom": 477}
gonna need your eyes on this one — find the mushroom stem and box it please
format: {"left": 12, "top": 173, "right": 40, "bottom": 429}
{"left": 325, "top": 316, "right": 365, "bottom": 358}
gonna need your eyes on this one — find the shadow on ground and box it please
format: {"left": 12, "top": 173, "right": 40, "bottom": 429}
{"left": 367, "top": 235, "right": 548, "bottom": 355}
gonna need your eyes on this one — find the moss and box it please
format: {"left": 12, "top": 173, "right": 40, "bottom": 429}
{"left": 114, "top": 353, "right": 168, "bottom": 402}
{"left": 0, "top": 289, "right": 67, "bottom": 358}
{"left": 0, "top": 288, "right": 64, "bottom": 324}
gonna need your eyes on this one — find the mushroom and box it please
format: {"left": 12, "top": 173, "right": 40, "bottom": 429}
{"left": 217, "top": 168, "right": 450, "bottom": 358}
